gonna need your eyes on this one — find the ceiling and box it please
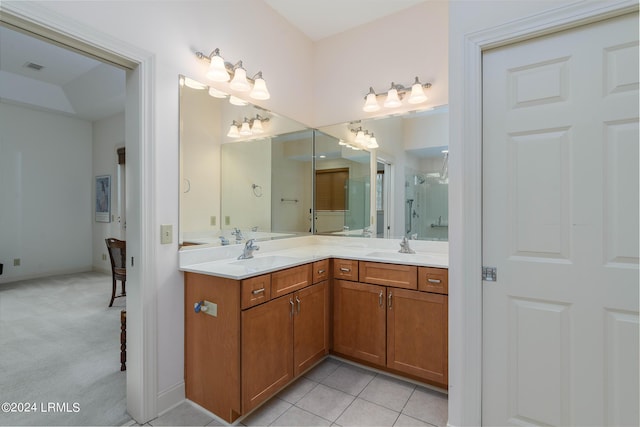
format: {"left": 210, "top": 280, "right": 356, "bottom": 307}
{"left": 0, "top": 1, "right": 427, "bottom": 121}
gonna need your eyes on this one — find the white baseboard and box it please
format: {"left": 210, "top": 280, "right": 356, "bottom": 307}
{"left": 156, "top": 381, "right": 185, "bottom": 417}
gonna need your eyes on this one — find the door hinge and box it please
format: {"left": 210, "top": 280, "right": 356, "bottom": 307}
{"left": 482, "top": 266, "right": 497, "bottom": 281}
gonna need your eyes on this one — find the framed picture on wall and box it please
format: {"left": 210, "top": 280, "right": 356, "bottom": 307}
{"left": 95, "top": 175, "right": 111, "bottom": 223}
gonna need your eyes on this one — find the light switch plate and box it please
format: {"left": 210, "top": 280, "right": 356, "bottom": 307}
{"left": 160, "top": 224, "right": 173, "bottom": 244}
{"left": 202, "top": 300, "right": 218, "bottom": 317}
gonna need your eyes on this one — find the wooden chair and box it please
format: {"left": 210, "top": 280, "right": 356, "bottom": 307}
{"left": 105, "top": 238, "right": 126, "bottom": 307}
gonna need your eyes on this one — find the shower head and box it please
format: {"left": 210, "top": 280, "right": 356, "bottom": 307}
{"left": 414, "top": 175, "right": 426, "bottom": 185}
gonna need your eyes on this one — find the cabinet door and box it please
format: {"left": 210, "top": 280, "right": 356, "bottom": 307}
{"left": 293, "top": 281, "right": 329, "bottom": 376}
{"left": 333, "top": 279, "right": 386, "bottom": 366}
{"left": 241, "top": 295, "right": 294, "bottom": 413}
{"left": 387, "top": 288, "right": 448, "bottom": 386}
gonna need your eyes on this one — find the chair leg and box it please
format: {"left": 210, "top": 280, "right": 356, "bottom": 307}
{"left": 120, "top": 310, "right": 127, "bottom": 371}
{"left": 109, "top": 277, "right": 116, "bottom": 307}
{"left": 121, "top": 280, "right": 126, "bottom": 297}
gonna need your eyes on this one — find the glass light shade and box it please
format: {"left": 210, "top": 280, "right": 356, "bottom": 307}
{"left": 227, "top": 124, "right": 240, "bottom": 138}
{"left": 338, "top": 139, "right": 347, "bottom": 146}
{"left": 206, "top": 55, "right": 230, "bottom": 82}
{"left": 363, "top": 92, "right": 380, "bottom": 112}
{"left": 367, "top": 135, "right": 379, "bottom": 149}
{"left": 408, "top": 83, "right": 428, "bottom": 104}
{"left": 240, "top": 120, "right": 252, "bottom": 135}
{"left": 384, "top": 88, "right": 402, "bottom": 108}
{"left": 250, "top": 77, "right": 270, "bottom": 100}
{"left": 208, "top": 87, "right": 228, "bottom": 98}
{"left": 351, "top": 145, "right": 362, "bottom": 151}
{"left": 230, "top": 67, "right": 251, "bottom": 92}
{"left": 355, "top": 130, "right": 365, "bottom": 143}
{"left": 251, "top": 119, "right": 264, "bottom": 134}
{"left": 229, "top": 96, "right": 248, "bottom": 106}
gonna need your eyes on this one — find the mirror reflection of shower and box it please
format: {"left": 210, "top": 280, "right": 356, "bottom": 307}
{"left": 404, "top": 148, "right": 448, "bottom": 241}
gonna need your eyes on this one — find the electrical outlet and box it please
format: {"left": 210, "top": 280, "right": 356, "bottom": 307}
{"left": 160, "top": 224, "right": 173, "bottom": 244}
{"left": 102, "top": 254, "right": 107, "bottom": 261}
{"left": 13, "top": 258, "right": 20, "bottom": 266}
{"left": 225, "top": 216, "right": 230, "bottom": 226}
{"left": 210, "top": 216, "right": 216, "bottom": 226}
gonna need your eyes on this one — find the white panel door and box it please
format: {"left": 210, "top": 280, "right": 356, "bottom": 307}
{"left": 482, "top": 13, "right": 639, "bottom": 426}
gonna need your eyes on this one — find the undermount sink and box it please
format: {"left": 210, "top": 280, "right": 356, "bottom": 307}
{"left": 229, "top": 255, "right": 301, "bottom": 269}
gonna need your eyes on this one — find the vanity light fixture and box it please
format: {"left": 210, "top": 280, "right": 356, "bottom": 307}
{"left": 349, "top": 126, "right": 379, "bottom": 150}
{"left": 239, "top": 118, "right": 252, "bottom": 136}
{"left": 226, "top": 115, "right": 270, "bottom": 139}
{"left": 196, "top": 48, "right": 271, "bottom": 100}
{"left": 208, "top": 87, "right": 228, "bottom": 98}
{"left": 227, "top": 121, "right": 240, "bottom": 138}
{"left": 363, "top": 77, "right": 431, "bottom": 112}
{"left": 229, "top": 95, "right": 248, "bottom": 106}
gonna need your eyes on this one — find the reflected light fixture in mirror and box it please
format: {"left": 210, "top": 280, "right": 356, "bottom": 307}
{"left": 196, "top": 48, "right": 271, "bottom": 100}
{"left": 362, "top": 77, "right": 431, "bottom": 112}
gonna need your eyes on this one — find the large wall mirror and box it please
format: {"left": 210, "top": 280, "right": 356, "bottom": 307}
{"left": 318, "top": 105, "right": 449, "bottom": 241}
{"left": 179, "top": 76, "right": 373, "bottom": 247}
{"left": 179, "top": 76, "right": 313, "bottom": 246}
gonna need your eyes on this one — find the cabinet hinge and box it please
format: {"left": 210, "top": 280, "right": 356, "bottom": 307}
{"left": 482, "top": 266, "right": 497, "bottom": 281}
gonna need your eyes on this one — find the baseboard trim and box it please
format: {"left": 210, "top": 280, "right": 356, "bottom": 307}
{"left": 0, "top": 267, "right": 95, "bottom": 285}
{"left": 156, "top": 381, "right": 185, "bottom": 417}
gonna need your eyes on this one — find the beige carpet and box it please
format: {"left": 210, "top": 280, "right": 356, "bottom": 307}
{"left": 0, "top": 272, "right": 130, "bottom": 426}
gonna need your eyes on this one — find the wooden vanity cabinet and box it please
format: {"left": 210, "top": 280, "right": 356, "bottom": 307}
{"left": 387, "top": 288, "right": 448, "bottom": 385}
{"left": 332, "top": 261, "right": 449, "bottom": 387}
{"left": 333, "top": 279, "right": 386, "bottom": 366}
{"left": 242, "top": 280, "right": 329, "bottom": 413}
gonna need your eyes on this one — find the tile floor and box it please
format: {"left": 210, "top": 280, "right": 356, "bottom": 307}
{"left": 145, "top": 357, "right": 448, "bottom": 427}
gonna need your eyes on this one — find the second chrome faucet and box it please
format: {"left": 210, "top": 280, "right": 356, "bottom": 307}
{"left": 238, "top": 239, "right": 260, "bottom": 259}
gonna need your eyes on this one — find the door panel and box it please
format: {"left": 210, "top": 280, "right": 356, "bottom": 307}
{"left": 483, "top": 13, "right": 639, "bottom": 426}
{"left": 293, "top": 281, "right": 329, "bottom": 376}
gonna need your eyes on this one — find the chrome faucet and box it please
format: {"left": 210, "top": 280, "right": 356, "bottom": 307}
{"left": 219, "top": 236, "right": 229, "bottom": 246}
{"left": 398, "top": 236, "right": 415, "bottom": 254}
{"left": 362, "top": 227, "right": 373, "bottom": 237}
{"left": 231, "top": 227, "right": 243, "bottom": 243}
{"left": 238, "top": 239, "right": 260, "bottom": 260}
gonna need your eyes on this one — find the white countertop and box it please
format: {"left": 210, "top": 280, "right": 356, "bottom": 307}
{"left": 179, "top": 235, "right": 448, "bottom": 280}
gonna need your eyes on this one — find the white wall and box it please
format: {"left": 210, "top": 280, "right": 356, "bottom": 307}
{"left": 92, "top": 111, "right": 125, "bottom": 273}
{"left": 0, "top": 102, "right": 93, "bottom": 283}
{"left": 313, "top": 1, "right": 449, "bottom": 127}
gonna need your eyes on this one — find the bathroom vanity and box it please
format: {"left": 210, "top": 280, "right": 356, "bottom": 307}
{"left": 181, "top": 237, "right": 448, "bottom": 423}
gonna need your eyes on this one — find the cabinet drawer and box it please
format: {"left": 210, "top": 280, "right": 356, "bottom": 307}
{"left": 359, "top": 261, "right": 417, "bottom": 290}
{"left": 241, "top": 274, "right": 272, "bottom": 309}
{"left": 418, "top": 267, "right": 448, "bottom": 295}
{"left": 333, "top": 259, "right": 358, "bottom": 281}
{"left": 271, "top": 264, "right": 312, "bottom": 298}
{"left": 312, "top": 259, "right": 329, "bottom": 283}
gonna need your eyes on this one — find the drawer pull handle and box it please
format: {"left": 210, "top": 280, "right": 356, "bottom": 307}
{"left": 289, "top": 298, "right": 294, "bottom": 317}
{"left": 340, "top": 267, "right": 351, "bottom": 272}
{"left": 388, "top": 292, "right": 393, "bottom": 309}
{"left": 427, "top": 279, "right": 441, "bottom": 284}
{"left": 318, "top": 269, "right": 326, "bottom": 274}
{"left": 379, "top": 290, "right": 383, "bottom": 307}
{"left": 296, "top": 296, "right": 301, "bottom": 313}
{"left": 251, "top": 288, "right": 265, "bottom": 295}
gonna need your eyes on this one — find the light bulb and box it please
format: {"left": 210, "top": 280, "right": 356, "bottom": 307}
{"left": 240, "top": 119, "right": 252, "bottom": 136}
{"left": 208, "top": 87, "right": 228, "bottom": 98}
{"left": 227, "top": 123, "right": 240, "bottom": 138}
{"left": 250, "top": 73, "right": 270, "bottom": 100}
{"left": 229, "top": 96, "right": 248, "bottom": 106}
{"left": 251, "top": 119, "right": 264, "bottom": 134}
{"left": 363, "top": 87, "right": 380, "bottom": 112}
{"left": 230, "top": 64, "right": 251, "bottom": 92}
{"left": 384, "top": 85, "right": 402, "bottom": 108}
{"left": 206, "top": 51, "right": 230, "bottom": 82}
{"left": 408, "top": 77, "right": 428, "bottom": 104}
{"left": 367, "top": 134, "right": 379, "bottom": 149}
